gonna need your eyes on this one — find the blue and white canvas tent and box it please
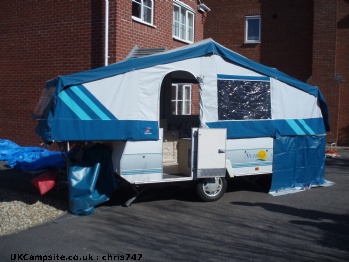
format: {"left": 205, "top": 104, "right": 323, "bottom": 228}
{"left": 34, "top": 38, "right": 329, "bottom": 196}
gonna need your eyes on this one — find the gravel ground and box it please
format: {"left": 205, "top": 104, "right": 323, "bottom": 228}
{"left": 0, "top": 186, "right": 68, "bottom": 237}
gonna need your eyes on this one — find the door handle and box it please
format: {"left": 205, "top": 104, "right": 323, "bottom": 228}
{"left": 218, "top": 149, "right": 226, "bottom": 153}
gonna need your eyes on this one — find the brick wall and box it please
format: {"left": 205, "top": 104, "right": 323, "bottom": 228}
{"left": 204, "top": 0, "right": 261, "bottom": 61}
{"left": 191, "top": 83, "right": 200, "bottom": 115}
{"left": 0, "top": 0, "right": 105, "bottom": 146}
{"left": 308, "top": 0, "right": 339, "bottom": 144}
{"left": 0, "top": 0, "right": 205, "bottom": 146}
{"left": 336, "top": 0, "right": 349, "bottom": 145}
{"left": 112, "top": 0, "right": 205, "bottom": 62}
{"left": 204, "top": 0, "right": 313, "bottom": 81}
{"left": 260, "top": 0, "right": 313, "bottom": 82}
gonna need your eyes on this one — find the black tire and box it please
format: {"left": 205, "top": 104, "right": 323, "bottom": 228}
{"left": 196, "top": 177, "right": 227, "bottom": 202}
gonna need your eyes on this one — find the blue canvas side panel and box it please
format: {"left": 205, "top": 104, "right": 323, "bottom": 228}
{"left": 206, "top": 118, "right": 326, "bottom": 139}
{"left": 207, "top": 120, "right": 275, "bottom": 138}
{"left": 35, "top": 107, "right": 55, "bottom": 144}
{"left": 51, "top": 119, "right": 159, "bottom": 141}
{"left": 270, "top": 135, "right": 326, "bottom": 192}
{"left": 35, "top": 118, "right": 53, "bottom": 143}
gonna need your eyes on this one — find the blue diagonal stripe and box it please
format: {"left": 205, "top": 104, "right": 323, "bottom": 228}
{"left": 297, "top": 119, "right": 315, "bottom": 135}
{"left": 70, "top": 86, "right": 111, "bottom": 120}
{"left": 58, "top": 91, "right": 92, "bottom": 120}
{"left": 286, "top": 119, "right": 306, "bottom": 135}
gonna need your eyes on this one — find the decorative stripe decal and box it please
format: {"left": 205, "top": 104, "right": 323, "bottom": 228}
{"left": 70, "top": 86, "right": 111, "bottom": 120}
{"left": 226, "top": 148, "right": 273, "bottom": 152}
{"left": 286, "top": 119, "right": 306, "bottom": 135}
{"left": 58, "top": 91, "right": 92, "bottom": 120}
{"left": 297, "top": 119, "right": 315, "bottom": 135}
{"left": 122, "top": 168, "right": 162, "bottom": 175}
{"left": 217, "top": 74, "right": 270, "bottom": 81}
{"left": 232, "top": 161, "right": 273, "bottom": 168}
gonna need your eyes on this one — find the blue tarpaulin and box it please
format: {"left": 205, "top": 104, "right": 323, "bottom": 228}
{"left": 270, "top": 135, "right": 326, "bottom": 193}
{"left": 68, "top": 143, "right": 118, "bottom": 215}
{"left": 0, "top": 139, "right": 66, "bottom": 172}
{"left": 0, "top": 139, "right": 21, "bottom": 161}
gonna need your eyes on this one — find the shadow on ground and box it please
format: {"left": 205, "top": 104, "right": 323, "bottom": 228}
{"left": 102, "top": 174, "right": 272, "bottom": 207}
{"left": 325, "top": 155, "right": 349, "bottom": 168}
{"left": 232, "top": 201, "right": 349, "bottom": 252}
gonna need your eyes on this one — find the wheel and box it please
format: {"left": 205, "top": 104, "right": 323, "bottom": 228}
{"left": 196, "top": 177, "right": 227, "bottom": 202}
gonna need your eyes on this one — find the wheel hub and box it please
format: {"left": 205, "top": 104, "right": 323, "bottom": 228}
{"left": 203, "top": 177, "right": 222, "bottom": 197}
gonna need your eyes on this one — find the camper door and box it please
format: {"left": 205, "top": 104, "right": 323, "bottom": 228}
{"left": 195, "top": 128, "right": 227, "bottom": 178}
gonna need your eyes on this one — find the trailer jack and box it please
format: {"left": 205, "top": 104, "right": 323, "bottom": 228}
{"left": 124, "top": 185, "right": 147, "bottom": 207}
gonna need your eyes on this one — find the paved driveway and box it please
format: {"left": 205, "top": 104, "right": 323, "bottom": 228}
{"left": 0, "top": 152, "right": 348, "bottom": 262}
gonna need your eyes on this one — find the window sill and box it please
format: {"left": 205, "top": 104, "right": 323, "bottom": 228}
{"left": 173, "top": 36, "right": 193, "bottom": 45}
{"left": 132, "top": 17, "right": 156, "bottom": 28}
{"left": 244, "top": 41, "right": 261, "bottom": 44}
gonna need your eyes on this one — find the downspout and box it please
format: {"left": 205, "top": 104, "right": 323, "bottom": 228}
{"left": 105, "top": 0, "right": 109, "bottom": 66}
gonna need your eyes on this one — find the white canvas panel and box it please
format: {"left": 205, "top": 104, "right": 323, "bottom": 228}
{"left": 200, "top": 56, "right": 218, "bottom": 124}
{"left": 214, "top": 55, "right": 265, "bottom": 77}
{"left": 271, "top": 78, "right": 323, "bottom": 119}
{"left": 137, "top": 68, "right": 162, "bottom": 121}
{"left": 200, "top": 55, "right": 266, "bottom": 124}
{"left": 84, "top": 71, "right": 140, "bottom": 120}
{"left": 138, "top": 57, "right": 203, "bottom": 120}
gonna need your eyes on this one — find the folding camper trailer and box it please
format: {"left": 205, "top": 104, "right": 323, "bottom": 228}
{"left": 34, "top": 39, "right": 329, "bottom": 214}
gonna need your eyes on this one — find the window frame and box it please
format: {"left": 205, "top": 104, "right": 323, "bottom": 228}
{"left": 132, "top": 0, "right": 154, "bottom": 26}
{"left": 172, "top": 1, "right": 195, "bottom": 44}
{"left": 171, "top": 83, "right": 192, "bottom": 115}
{"left": 245, "top": 15, "right": 261, "bottom": 44}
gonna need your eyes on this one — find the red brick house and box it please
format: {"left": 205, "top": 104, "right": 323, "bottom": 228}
{"left": 2, "top": 0, "right": 347, "bottom": 147}
{"left": 0, "top": 0, "right": 206, "bottom": 146}
{"left": 204, "top": 0, "right": 349, "bottom": 146}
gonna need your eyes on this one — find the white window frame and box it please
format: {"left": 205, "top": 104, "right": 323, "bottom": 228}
{"left": 132, "top": 0, "right": 154, "bottom": 26}
{"left": 245, "top": 15, "right": 261, "bottom": 43}
{"left": 171, "top": 84, "right": 192, "bottom": 115}
{"left": 173, "top": 1, "right": 195, "bottom": 44}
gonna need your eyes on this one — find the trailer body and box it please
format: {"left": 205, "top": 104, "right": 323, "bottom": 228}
{"left": 34, "top": 39, "right": 328, "bottom": 214}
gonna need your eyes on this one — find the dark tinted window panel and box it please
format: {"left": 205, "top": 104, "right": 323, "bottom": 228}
{"left": 218, "top": 80, "right": 271, "bottom": 120}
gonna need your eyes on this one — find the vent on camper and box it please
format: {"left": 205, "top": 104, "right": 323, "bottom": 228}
{"left": 126, "top": 45, "right": 167, "bottom": 59}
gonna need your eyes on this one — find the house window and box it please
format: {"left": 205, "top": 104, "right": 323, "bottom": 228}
{"left": 171, "top": 84, "right": 192, "bottom": 115}
{"left": 132, "top": 0, "right": 154, "bottom": 25}
{"left": 173, "top": 1, "right": 194, "bottom": 43}
{"left": 245, "top": 16, "right": 261, "bottom": 43}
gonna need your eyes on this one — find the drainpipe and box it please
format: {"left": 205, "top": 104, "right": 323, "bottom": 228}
{"left": 105, "top": 0, "right": 109, "bottom": 66}
{"left": 335, "top": 73, "right": 344, "bottom": 146}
